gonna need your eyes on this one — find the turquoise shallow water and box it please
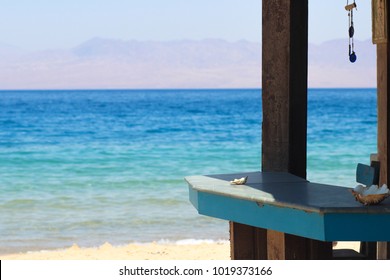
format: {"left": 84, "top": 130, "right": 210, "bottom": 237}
{"left": 0, "top": 88, "right": 377, "bottom": 254}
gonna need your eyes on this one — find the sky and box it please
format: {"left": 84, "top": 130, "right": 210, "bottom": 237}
{"left": 0, "top": 0, "right": 373, "bottom": 51}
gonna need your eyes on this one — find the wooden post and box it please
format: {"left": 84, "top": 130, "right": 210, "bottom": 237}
{"left": 377, "top": 62, "right": 390, "bottom": 255}
{"left": 262, "top": 0, "right": 308, "bottom": 178}
{"left": 261, "top": 0, "right": 332, "bottom": 259}
{"left": 230, "top": 0, "right": 331, "bottom": 260}
{"left": 230, "top": 222, "right": 267, "bottom": 259}
{"left": 375, "top": 0, "right": 390, "bottom": 260}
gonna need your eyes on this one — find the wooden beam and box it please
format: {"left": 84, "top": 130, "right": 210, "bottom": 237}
{"left": 377, "top": 44, "right": 390, "bottom": 187}
{"left": 376, "top": 42, "right": 390, "bottom": 260}
{"left": 267, "top": 230, "right": 285, "bottom": 260}
{"left": 262, "top": 0, "right": 308, "bottom": 178}
{"left": 262, "top": 0, "right": 312, "bottom": 260}
{"left": 376, "top": 1, "right": 390, "bottom": 259}
{"left": 261, "top": 0, "right": 331, "bottom": 260}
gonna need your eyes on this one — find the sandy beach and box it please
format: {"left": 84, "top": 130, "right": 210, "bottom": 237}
{"left": 0, "top": 241, "right": 360, "bottom": 260}
{"left": 0, "top": 242, "right": 230, "bottom": 260}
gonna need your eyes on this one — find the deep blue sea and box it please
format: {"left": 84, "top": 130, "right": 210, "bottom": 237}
{"left": 0, "top": 88, "right": 377, "bottom": 254}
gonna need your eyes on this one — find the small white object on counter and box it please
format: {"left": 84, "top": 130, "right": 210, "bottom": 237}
{"left": 230, "top": 176, "right": 248, "bottom": 185}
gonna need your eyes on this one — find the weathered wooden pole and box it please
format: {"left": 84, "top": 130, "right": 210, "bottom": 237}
{"left": 373, "top": 0, "right": 390, "bottom": 260}
{"left": 261, "top": 0, "right": 332, "bottom": 260}
{"left": 230, "top": 0, "right": 332, "bottom": 260}
{"left": 262, "top": 1, "right": 307, "bottom": 177}
{"left": 376, "top": 43, "right": 390, "bottom": 260}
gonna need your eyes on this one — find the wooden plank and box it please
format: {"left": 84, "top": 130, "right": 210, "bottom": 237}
{"left": 377, "top": 242, "right": 388, "bottom": 259}
{"left": 230, "top": 222, "right": 267, "bottom": 259}
{"left": 230, "top": 222, "right": 254, "bottom": 259}
{"left": 267, "top": 230, "right": 332, "bottom": 260}
{"left": 267, "top": 230, "right": 285, "bottom": 259}
{"left": 253, "top": 227, "right": 268, "bottom": 259}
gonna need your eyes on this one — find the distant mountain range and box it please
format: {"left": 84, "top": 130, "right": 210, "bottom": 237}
{"left": 0, "top": 38, "right": 376, "bottom": 89}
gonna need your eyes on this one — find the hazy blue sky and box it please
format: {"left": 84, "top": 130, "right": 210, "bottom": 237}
{"left": 0, "top": 0, "right": 372, "bottom": 50}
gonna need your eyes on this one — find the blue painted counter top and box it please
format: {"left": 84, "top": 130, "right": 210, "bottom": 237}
{"left": 185, "top": 171, "right": 390, "bottom": 241}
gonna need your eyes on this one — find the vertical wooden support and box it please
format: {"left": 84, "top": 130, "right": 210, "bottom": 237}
{"left": 376, "top": 0, "right": 390, "bottom": 260}
{"left": 266, "top": 230, "right": 286, "bottom": 259}
{"left": 266, "top": 230, "right": 332, "bottom": 260}
{"left": 261, "top": 0, "right": 307, "bottom": 177}
{"left": 263, "top": 0, "right": 310, "bottom": 260}
{"left": 377, "top": 43, "right": 390, "bottom": 192}
{"left": 377, "top": 40, "right": 390, "bottom": 261}
{"left": 261, "top": 0, "right": 331, "bottom": 259}
{"left": 229, "top": 0, "right": 333, "bottom": 260}
{"left": 230, "top": 222, "right": 267, "bottom": 259}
